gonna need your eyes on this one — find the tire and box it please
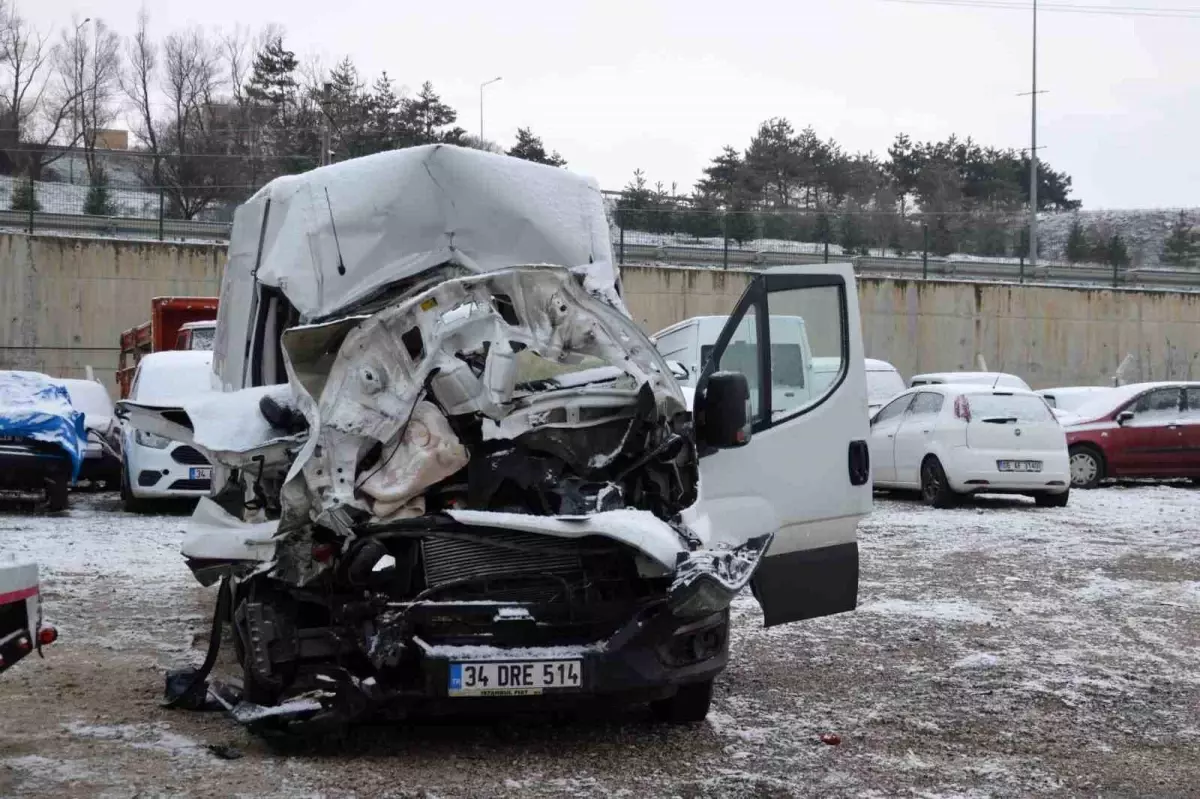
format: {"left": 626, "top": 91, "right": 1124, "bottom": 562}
{"left": 1068, "top": 445, "right": 1103, "bottom": 489}
{"left": 1035, "top": 489, "right": 1070, "bottom": 508}
{"left": 650, "top": 680, "right": 714, "bottom": 724}
{"left": 120, "top": 464, "right": 145, "bottom": 513}
{"left": 45, "top": 475, "right": 69, "bottom": 512}
{"left": 920, "top": 457, "right": 959, "bottom": 508}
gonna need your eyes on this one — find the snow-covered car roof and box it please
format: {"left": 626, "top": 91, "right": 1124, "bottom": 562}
{"left": 865, "top": 358, "right": 899, "bottom": 372}
{"left": 131, "top": 351, "right": 215, "bottom": 405}
{"left": 1063, "top": 381, "right": 1200, "bottom": 424}
{"left": 51, "top": 378, "right": 114, "bottom": 429}
{"left": 902, "top": 383, "right": 1040, "bottom": 397}
{"left": 909, "top": 371, "right": 1030, "bottom": 390}
{"left": 236, "top": 144, "right": 618, "bottom": 320}
{"left": 178, "top": 320, "right": 216, "bottom": 331}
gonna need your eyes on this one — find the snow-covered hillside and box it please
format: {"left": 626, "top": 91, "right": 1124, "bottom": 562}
{"left": 1038, "top": 208, "right": 1200, "bottom": 268}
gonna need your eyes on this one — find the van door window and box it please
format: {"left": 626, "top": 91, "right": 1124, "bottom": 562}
{"left": 767, "top": 285, "right": 847, "bottom": 421}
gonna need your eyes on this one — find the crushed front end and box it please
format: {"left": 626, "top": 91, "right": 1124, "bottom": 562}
{"left": 170, "top": 266, "right": 765, "bottom": 727}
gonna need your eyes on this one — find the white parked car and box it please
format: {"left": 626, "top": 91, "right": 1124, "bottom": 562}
{"left": 120, "top": 350, "right": 216, "bottom": 510}
{"left": 869, "top": 384, "right": 1070, "bottom": 507}
{"left": 909, "top": 371, "right": 1031, "bottom": 392}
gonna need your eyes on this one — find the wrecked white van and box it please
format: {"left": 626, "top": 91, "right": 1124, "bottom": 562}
{"left": 120, "top": 145, "right": 871, "bottom": 728}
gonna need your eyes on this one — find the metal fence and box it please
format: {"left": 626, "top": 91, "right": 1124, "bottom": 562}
{"left": 3, "top": 172, "right": 1199, "bottom": 291}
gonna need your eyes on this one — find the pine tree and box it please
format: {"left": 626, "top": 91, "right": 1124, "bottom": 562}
{"left": 396, "top": 82, "right": 463, "bottom": 146}
{"left": 1162, "top": 211, "right": 1199, "bottom": 267}
{"left": 11, "top": 175, "right": 38, "bottom": 212}
{"left": 368, "top": 72, "right": 401, "bottom": 150}
{"left": 1065, "top": 218, "right": 1088, "bottom": 263}
{"left": 83, "top": 167, "right": 118, "bottom": 216}
{"left": 507, "top": 127, "right": 566, "bottom": 166}
{"left": 1106, "top": 234, "right": 1130, "bottom": 268}
{"left": 617, "top": 168, "right": 653, "bottom": 231}
{"left": 244, "top": 37, "right": 299, "bottom": 107}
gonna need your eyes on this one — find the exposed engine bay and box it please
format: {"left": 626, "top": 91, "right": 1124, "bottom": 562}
{"left": 129, "top": 265, "right": 766, "bottom": 726}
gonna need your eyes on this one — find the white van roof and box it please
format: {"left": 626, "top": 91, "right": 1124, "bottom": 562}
{"left": 233, "top": 145, "right": 617, "bottom": 320}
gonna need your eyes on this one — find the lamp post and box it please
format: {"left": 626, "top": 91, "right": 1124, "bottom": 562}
{"left": 480, "top": 76, "right": 502, "bottom": 146}
{"left": 71, "top": 17, "right": 90, "bottom": 185}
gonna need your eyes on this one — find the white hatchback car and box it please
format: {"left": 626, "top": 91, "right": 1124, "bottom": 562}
{"left": 869, "top": 384, "right": 1070, "bottom": 507}
{"left": 120, "top": 350, "right": 216, "bottom": 509}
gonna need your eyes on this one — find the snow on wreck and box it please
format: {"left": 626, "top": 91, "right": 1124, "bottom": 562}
{"left": 124, "top": 145, "right": 768, "bottom": 720}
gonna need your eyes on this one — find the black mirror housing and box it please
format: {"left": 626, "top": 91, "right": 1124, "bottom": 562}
{"left": 1116, "top": 410, "right": 1134, "bottom": 424}
{"left": 697, "top": 371, "right": 751, "bottom": 449}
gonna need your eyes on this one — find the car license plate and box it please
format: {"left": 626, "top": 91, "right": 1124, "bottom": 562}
{"left": 997, "top": 460, "right": 1042, "bottom": 472}
{"left": 448, "top": 660, "right": 582, "bottom": 697}
{"left": 189, "top": 467, "right": 212, "bottom": 480}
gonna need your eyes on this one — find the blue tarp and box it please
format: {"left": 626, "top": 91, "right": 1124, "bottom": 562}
{"left": 0, "top": 371, "right": 88, "bottom": 481}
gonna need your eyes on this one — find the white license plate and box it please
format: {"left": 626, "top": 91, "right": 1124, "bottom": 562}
{"left": 448, "top": 660, "right": 582, "bottom": 697}
{"left": 997, "top": 460, "right": 1042, "bottom": 472}
{"left": 189, "top": 467, "right": 212, "bottom": 480}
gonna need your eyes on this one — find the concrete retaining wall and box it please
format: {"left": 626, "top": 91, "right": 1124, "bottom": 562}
{"left": 2, "top": 233, "right": 1197, "bottom": 393}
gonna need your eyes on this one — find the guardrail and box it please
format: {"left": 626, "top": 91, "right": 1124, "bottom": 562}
{"left": 4, "top": 210, "right": 1198, "bottom": 291}
{"left": 616, "top": 243, "right": 1200, "bottom": 291}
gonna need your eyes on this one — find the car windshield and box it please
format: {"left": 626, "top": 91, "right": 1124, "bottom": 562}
{"left": 188, "top": 326, "right": 216, "bottom": 351}
{"left": 134, "top": 356, "right": 214, "bottom": 404}
{"left": 966, "top": 393, "right": 1054, "bottom": 423}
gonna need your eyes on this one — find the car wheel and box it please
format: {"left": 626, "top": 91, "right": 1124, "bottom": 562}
{"left": 650, "top": 679, "right": 714, "bottom": 724}
{"left": 1068, "top": 446, "right": 1103, "bottom": 489}
{"left": 120, "top": 465, "right": 145, "bottom": 513}
{"left": 920, "top": 457, "right": 959, "bottom": 508}
{"left": 1035, "top": 489, "right": 1070, "bottom": 508}
{"left": 45, "top": 476, "right": 69, "bottom": 512}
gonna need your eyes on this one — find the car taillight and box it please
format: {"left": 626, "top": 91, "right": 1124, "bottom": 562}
{"left": 38, "top": 625, "right": 58, "bottom": 646}
{"left": 312, "top": 543, "right": 337, "bottom": 563}
{"left": 954, "top": 394, "right": 972, "bottom": 422}
{"left": 16, "top": 636, "right": 31, "bottom": 653}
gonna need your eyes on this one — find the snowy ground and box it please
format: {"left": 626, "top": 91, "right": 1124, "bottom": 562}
{"left": 2, "top": 486, "right": 1199, "bottom": 797}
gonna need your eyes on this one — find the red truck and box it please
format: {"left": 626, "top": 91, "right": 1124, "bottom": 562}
{"left": 117, "top": 297, "right": 219, "bottom": 399}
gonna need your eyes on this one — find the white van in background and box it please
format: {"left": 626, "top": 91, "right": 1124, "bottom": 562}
{"left": 650, "top": 315, "right": 817, "bottom": 409}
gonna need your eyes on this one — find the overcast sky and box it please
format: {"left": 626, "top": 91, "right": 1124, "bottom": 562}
{"left": 28, "top": 0, "right": 1200, "bottom": 208}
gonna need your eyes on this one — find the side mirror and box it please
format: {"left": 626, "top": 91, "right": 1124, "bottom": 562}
{"left": 696, "top": 371, "right": 751, "bottom": 449}
{"left": 666, "top": 360, "right": 690, "bottom": 382}
{"left": 1116, "top": 410, "right": 1134, "bottom": 425}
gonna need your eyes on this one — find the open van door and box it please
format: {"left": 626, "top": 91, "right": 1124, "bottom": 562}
{"left": 689, "top": 263, "right": 871, "bottom": 627}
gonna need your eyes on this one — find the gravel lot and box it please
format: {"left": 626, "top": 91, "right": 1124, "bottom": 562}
{"left": 2, "top": 485, "right": 1199, "bottom": 798}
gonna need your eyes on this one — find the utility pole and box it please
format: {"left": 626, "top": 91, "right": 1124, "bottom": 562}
{"left": 320, "top": 82, "right": 332, "bottom": 167}
{"left": 480, "top": 77, "right": 502, "bottom": 145}
{"left": 1029, "top": 0, "right": 1038, "bottom": 268}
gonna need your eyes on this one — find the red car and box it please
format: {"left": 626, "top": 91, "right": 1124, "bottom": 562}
{"left": 1063, "top": 382, "right": 1200, "bottom": 488}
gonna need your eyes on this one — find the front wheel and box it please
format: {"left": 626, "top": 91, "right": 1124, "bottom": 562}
{"left": 45, "top": 475, "right": 69, "bottom": 512}
{"left": 1068, "top": 446, "right": 1103, "bottom": 489}
{"left": 650, "top": 680, "right": 714, "bottom": 724}
{"left": 1035, "top": 489, "right": 1070, "bottom": 508}
{"left": 920, "top": 458, "right": 959, "bottom": 508}
{"left": 120, "top": 464, "right": 145, "bottom": 513}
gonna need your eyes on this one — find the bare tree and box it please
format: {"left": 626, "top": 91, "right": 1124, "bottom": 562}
{"left": 157, "top": 27, "right": 233, "bottom": 218}
{"left": 0, "top": 5, "right": 80, "bottom": 179}
{"left": 59, "top": 17, "right": 121, "bottom": 180}
{"left": 120, "top": 9, "right": 160, "bottom": 182}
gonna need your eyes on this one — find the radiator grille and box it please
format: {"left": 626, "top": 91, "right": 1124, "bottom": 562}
{"left": 171, "top": 446, "right": 209, "bottom": 465}
{"left": 421, "top": 531, "right": 584, "bottom": 589}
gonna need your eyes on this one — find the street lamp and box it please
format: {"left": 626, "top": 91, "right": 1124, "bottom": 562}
{"left": 480, "top": 77, "right": 502, "bottom": 146}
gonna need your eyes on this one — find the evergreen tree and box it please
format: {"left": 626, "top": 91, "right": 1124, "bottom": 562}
{"left": 244, "top": 37, "right": 299, "bottom": 107}
{"left": 1065, "top": 218, "right": 1089, "bottom": 263}
{"left": 617, "top": 168, "right": 653, "bottom": 231}
{"left": 324, "top": 57, "right": 373, "bottom": 159}
{"left": 83, "top": 167, "right": 118, "bottom": 216}
{"left": 507, "top": 127, "right": 566, "bottom": 166}
{"left": 396, "top": 82, "right": 463, "bottom": 146}
{"left": 1162, "top": 211, "right": 1199, "bottom": 267}
{"left": 11, "top": 175, "right": 38, "bottom": 212}
{"left": 368, "top": 72, "right": 401, "bottom": 150}
{"left": 1110, "top": 234, "right": 1130, "bottom": 268}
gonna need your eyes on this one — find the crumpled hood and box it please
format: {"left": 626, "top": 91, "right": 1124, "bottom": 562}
{"left": 238, "top": 144, "right": 621, "bottom": 320}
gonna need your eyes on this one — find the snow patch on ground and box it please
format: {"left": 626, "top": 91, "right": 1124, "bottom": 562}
{"left": 64, "top": 721, "right": 204, "bottom": 758}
